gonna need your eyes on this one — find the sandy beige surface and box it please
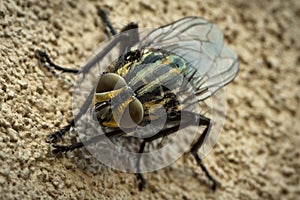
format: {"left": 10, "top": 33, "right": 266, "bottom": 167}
{"left": 1, "top": 0, "right": 299, "bottom": 199}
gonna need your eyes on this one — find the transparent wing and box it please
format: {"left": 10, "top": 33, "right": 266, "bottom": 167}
{"left": 193, "top": 45, "right": 239, "bottom": 100}
{"left": 137, "top": 17, "right": 239, "bottom": 101}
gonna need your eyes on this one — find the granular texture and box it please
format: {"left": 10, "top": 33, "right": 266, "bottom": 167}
{"left": 0, "top": 0, "right": 299, "bottom": 199}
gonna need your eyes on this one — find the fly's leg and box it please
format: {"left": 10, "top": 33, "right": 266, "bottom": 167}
{"left": 51, "top": 129, "right": 124, "bottom": 153}
{"left": 97, "top": 7, "right": 139, "bottom": 55}
{"left": 40, "top": 8, "right": 139, "bottom": 144}
{"left": 46, "top": 121, "right": 74, "bottom": 143}
{"left": 35, "top": 50, "right": 79, "bottom": 74}
{"left": 35, "top": 8, "right": 116, "bottom": 74}
{"left": 191, "top": 150, "right": 219, "bottom": 191}
{"left": 97, "top": 8, "right": 117, "bottom": 36}
{"left": 135, "top": 141, "right": 147, "bottom": 190}
{"left": 52, "top": 142, "right": 84, "bottom": 154}
{"left": 140, "top": 111, "right": 219, "bottom": 191}
{"left": 97, "top": 7, "right": 138, "bottom": 37}
{"left": 46, "top": 89, "right": 94, "bottom": 143}
{"left": 190, "top": 117, "right": 220, "bottom": 191}
{"left": 134, "top": 124, "right": 184, "bottom": 190}
{"left": 36, "top": 8, "right": 138, "bottom": 76}
{"left": 41, "top": 42, "right": 114, "bottom": 143}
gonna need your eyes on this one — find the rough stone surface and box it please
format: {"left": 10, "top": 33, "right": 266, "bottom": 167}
{"left": 0, "top": 0, "right": 299, "bottom": 199}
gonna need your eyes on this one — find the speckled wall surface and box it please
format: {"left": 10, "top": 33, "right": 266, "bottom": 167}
{"left": 1, "top": 0, "right": 299, "bottom": 199}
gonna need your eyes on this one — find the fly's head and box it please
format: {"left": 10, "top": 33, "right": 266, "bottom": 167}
{"left": 93, "top": 73, "right": 144, "bottom": 129}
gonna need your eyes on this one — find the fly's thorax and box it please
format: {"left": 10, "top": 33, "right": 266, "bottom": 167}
{"left": 93, "top": 73, "right": 144, "bottom": 129}
{"left": 117, "top": 49, "right": 189, "bottom": 97}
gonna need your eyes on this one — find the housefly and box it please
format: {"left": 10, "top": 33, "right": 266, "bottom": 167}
{"left": 36, "top": 8, "right": 239, "bottom": 191}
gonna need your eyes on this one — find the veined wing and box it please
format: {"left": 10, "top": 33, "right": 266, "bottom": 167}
{"left": 137, "top": 17, "right": 239, "bottom": 100}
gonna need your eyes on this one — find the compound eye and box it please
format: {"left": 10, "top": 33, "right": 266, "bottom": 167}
{"left": 96, "top": 73, "right": 127, "bottom": 93}
{"left": 118, "top": 98, "right": 144, "bottom": 129}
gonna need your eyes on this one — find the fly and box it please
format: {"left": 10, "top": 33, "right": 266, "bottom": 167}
{"left": 36, "top": 8, "right": 239, "bottom": 191}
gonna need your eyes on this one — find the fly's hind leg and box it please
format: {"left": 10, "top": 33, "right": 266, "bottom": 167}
{"left": 190, "top": 116, "right": 220, "bottom": 191}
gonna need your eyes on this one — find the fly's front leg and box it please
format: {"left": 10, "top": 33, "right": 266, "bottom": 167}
{"left": 35, "top": 9, "right": 114, "bottom": 75}
{"left": 51, "top": 129, "right": 124, "bottom": 154}
{"left": 52, "top": 142, "right": 84, "bottom": 154}
{"left": 46, "top": 88, "right": 94, "bottom": 143}
{"left": 190, "top": 116, "right": 220, "bottom": 191}
{"left": 35, "top": 8, "right": 124, "bottom": 76}
{"left": 35, "top": 50, "right": 79, "bottom": 74}
{"left": 36, "top": 8, "right": 139, "bottom": 77}
{"left": 46, "top": 121, "right": 74, "bottom": 143}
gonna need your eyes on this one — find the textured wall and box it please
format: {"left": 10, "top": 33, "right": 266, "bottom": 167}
{"left": 1, "top": 0, "right": 299, "bottom": 199}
